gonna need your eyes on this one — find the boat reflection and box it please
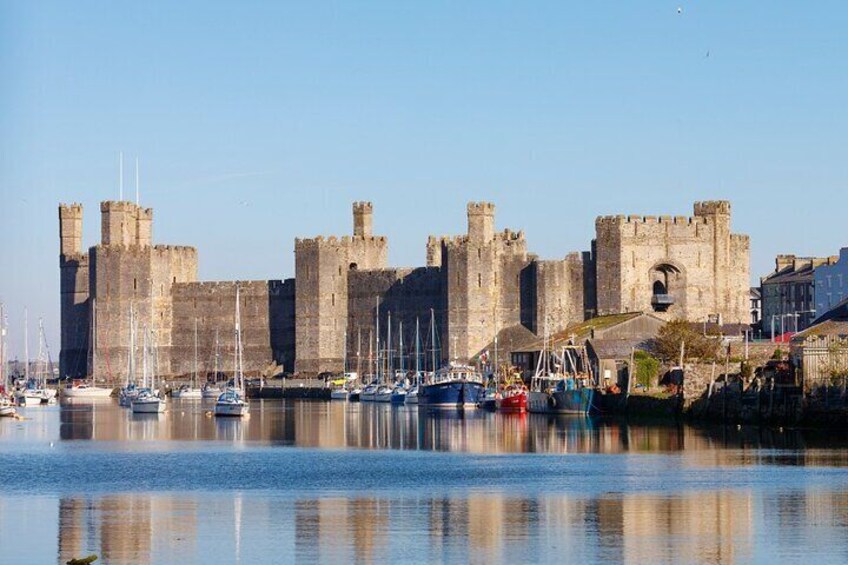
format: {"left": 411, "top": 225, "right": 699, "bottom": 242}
{"left": 32, "top": 398, "right": 848, "bottom": 464}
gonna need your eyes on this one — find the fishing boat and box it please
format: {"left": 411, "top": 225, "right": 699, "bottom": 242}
{"left": 527, "top": 343, "right": 595, "bottom": 415}
{"left": 63, "top": 299, "right": 113, "bottom": 398}
{"left": 215, "top": 287, "right": 249, "bottom": 418}
{"left": 132, "top": 326, "right": 166, "bottom": 413}
{"left": 173, "top": 319, "right": 203, "bottom": 399}
{"left": 496, "top": 383, "right": 528, "bottom": 413}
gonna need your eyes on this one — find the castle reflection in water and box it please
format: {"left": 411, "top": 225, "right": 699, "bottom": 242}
{"left": 48, "top": 489, "right": 848, "bottom": 564}
{"left": 2, "top": 400, "right": 848, "bottom": 564}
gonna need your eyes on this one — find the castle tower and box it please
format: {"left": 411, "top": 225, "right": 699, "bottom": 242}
{"left": 593, "top": 200, "right": 749, "bottom": 323}
{"left": 295, "top": 202, "right": 388, "bottom": 375}
{"left": 59, "top": 204, "right": 90, "bottom": 378}
{"left": 467, "top": 202, "right": 495, "bottom": 243}
{"left": 353, "top": 201, "right": 373, "bottom": 238}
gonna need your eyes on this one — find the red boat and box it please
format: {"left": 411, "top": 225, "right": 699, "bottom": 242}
{"left": 496, "top": 385, "right": 527, "bottom": 413}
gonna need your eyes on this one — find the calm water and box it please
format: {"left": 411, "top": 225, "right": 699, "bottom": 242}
{"left": 2, "top": 400, "right": 848, "bottom": 564}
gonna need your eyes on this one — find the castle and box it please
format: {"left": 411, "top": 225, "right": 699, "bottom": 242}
{"left": 59, "top": 199, "right": 749, "bottom": 382}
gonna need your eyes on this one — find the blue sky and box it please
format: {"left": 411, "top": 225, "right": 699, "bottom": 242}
{"left": 1, "top": 1, "right": 846, "bottom": 360}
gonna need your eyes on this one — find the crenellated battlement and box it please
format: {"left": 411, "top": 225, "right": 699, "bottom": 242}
{"left": 467, "top": 201, "right": 495, "bottom": 214}
{"left": 694, "top": 200, "right": 731, "bottom": 217}
{"left": 596, "top": 214, "right": 707, "bottom": 228}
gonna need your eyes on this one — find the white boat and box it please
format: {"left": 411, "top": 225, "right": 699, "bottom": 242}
{"left": 173, "top": 318, "right": 203, "bottom": 400}
{"left": 375, "top": 385, "right": 393, "bottom": 402}
{"left": 131, "top": 325, "right": 166, "bottom": 414}
{"left": 173, "top": 385, "right": 202, "bottom": 399}
{"left": 63, "top": 300, "right": 114, "bottom": 399}
{"left": 215, "top": 287, "right": 249, "bottom": 418}
{"left": 215, "top": 388, "right": 249, "bottom": 417}
{"left": 132, "top": 389, "right": 166, "bottom": 413}
{"left": 405, "top": 384, "right": 419, "bottom": 404}
{"left": 202, "top": 383, "right": 223, "bottom": 399}
{"left": 360, "top": 383, "right": 378, "bottom": 402}
{"left": 62, "top": 383, "right": 113, "bottom": 398}
{"left": 0, "top": 404, "right": 16, "bottom": 417}
{"left": 15, "top": 390, "right": 43, "bottom": 407}
{"left": 330, "top": 388, "right": 349, "bottom": 400}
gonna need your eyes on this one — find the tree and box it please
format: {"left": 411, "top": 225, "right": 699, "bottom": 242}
{"left": 633, "top": 350, "right": 660, "bottom": 389}
{"left": 653, "top": 319, "right": 721, "bottom": 363}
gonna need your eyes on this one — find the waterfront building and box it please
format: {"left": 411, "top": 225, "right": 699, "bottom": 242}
{"left": 813, "top": 247, "right": 848, "bottom": 317}
{"left": 760, "top": 254, "right": 837, "bottom": 337}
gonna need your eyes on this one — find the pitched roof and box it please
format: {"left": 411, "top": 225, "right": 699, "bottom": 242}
{"left": 791, "top": 319, "right": 848, "bottom": 342}
{"left": 513, "top": 312, "right": 663, "bottom": 353}
{"left": 586, "top": 338, "right": 646, "bottom": 360}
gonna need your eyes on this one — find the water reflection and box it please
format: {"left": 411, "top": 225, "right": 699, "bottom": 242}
{"left": 2, "top": 399, "right": 847, "bottom": 463}
{"left": 33, "top": 488, "right": 848, "bottom": 564}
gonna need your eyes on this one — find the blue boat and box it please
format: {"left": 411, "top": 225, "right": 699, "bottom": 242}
{"left": 419, "top": 364, "right": 485, "bottom": 408}
{"left": 528, "top": 378, "right": 595, "bottom": 414}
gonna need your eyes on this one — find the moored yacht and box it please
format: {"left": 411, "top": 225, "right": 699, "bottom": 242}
{"left": 215, "top": 287, "right": 249, "bottom": 418}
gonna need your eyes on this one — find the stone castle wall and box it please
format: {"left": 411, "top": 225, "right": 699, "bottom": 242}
{"left": 59, "top": 197, "right": 751, "bottom": 381}
{"left": 170, "top": 279, "right": 295, "bottom": 377}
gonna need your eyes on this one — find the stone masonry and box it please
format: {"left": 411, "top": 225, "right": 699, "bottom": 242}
{"left": 60, "top": 198, "right": 751, "bottom": 381}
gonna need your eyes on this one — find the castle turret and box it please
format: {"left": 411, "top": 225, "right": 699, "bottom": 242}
{"left": 100, "top": 201, "right": 153, "bottom": 246}
{"left": 467, "top": 202, "right": 495, "bottom": 243}
{"left": 59, "top": 203, "right": 90, "bottom": 378}
{"left": 59, "top": 203, "right": 83, "bottom": 256}
{"left": 353, "top": 201, "right": 373, "bottom": 238}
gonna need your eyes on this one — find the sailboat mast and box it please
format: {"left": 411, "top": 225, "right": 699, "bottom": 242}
{"left": 0, "top": 303, "right": 4, "bottom": 388}
{"left": 24, "top": 308, "right": 28, "bottom": 380}
{"left": 235, "top": 286, "right": 244, "bottom": 394}
{"left": 194, "top": 318, "right": 198, "bottom": 388}
{"left": 399, "top": 320, "right": 404, "bottom": 375}
{"left": 415, "top": 317, "right": 420, "bottom": 380}
{"left": 356, "top": 327, "right": 362, "bottom": 383}
{"left": 387, "top": 311, "right": 392, "bottom": 380}
{"left": 430, "top": 308, "right": 436, "bottom": 374}
{"left": 214, "top": 328, "right": 219, "bottom": 382}
{"left": 375, "top": 297, "right": 380, "bottom": 382}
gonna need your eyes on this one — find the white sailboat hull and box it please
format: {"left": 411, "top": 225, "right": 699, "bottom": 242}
{"left": 15, "top": 393, "right": 43, "bottom": 406}
{"left": 330, "top": 389, "right": 349, "bottom": 400}
{"left": 132, "top": 398, "right": 166, "bottom": 413}
{"left": 214, "top": 402, "right": 249, "bottom": 417}
{"left": 63, "top": 386, "right": 113, "bottom": 398}
{"left": 172, "top": 388, "right": 203, "bottom": 399}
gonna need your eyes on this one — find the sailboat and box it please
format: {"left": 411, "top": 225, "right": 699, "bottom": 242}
{"left": 215, "top": 286, "right": 249, "bottom": 417}
{"left": 15, "top": 309, "right": 45, "bottom": 407}
{"left": 63, "top": 298, "right": 113, "bottom": 398}
{"left": 119, "top": 304, "right": 140, "bottom": 407}
{"left": 132, "top": 326, "right": 166, "bottom": 413}
{"left": 202, "top": 329, "right": 224, "bottom": 399}
{"left": 173, "top": 318, "right": 203, "bottom": 399}
{"left": 0, "top": 305, "right": 16, "bottom": 416}
{"left": 406, "top": 317, "right": 422, "bottom": 405}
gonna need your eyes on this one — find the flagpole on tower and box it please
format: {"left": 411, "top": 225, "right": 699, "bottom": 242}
{"left": 135, "top": 157, "right": 139, "bottom": 205}
{"left": 119, "top": 152, "right": 124, "bottom": 201}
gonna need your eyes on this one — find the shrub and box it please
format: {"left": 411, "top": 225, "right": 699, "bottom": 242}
{"left": 654, "top": 319, "right": 721, "bottom": 363}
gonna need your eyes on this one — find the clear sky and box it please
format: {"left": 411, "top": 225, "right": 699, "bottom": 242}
{"left": 1, "top": 1, "right": 846, "bottom": 361}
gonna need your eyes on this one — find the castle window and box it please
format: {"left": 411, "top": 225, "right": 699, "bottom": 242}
{"left": 332, "top": 293, "right": 335, "bottom": 306}
{"left": 339, "top": 266, "right": 342, "bottom": 276}
{"left": 173, "top": 277, "right": 177, "bottom": 284}
{"left": 133, "top": 278, "right": 137, "bottom": 292}
{"left": 478, "top": 274, "right": 482, "bottom": 288}
{"left": 349, "top": 263, "right": 358, "bottom": 271}
{"left": 478, "top": 248, "right": 481, "bottom": 259}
